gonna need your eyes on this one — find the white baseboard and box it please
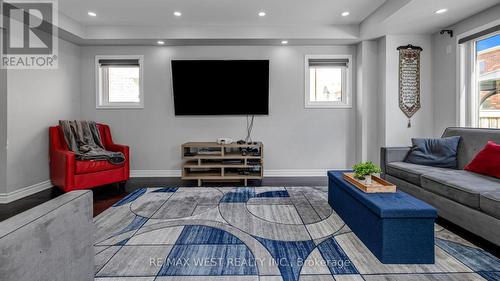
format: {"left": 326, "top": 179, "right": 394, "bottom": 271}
{"left": 131, "top": 169, "right": 334, "bottom": 178}
{"left": 264, "top": 169, "right": 331, "bottom": 177}
{"left": 0, "top": 180, "right": 53, "bottom": 204}
{"left": 130, "top": 170, "right": 182, "bottom": 177}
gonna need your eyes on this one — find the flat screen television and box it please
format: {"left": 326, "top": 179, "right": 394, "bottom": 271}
{"left": 171, "top": 60, "right": 269, "bottom": 115}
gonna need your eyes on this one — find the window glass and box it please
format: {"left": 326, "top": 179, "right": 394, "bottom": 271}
{"left": 108, "top": 67, "right": 140, "bottom": 103}
{"left": 309, "top": 67, "right": 342, "bottom": 102}
{"left": 476, "top": 34, "right": 500, "bottom": 128}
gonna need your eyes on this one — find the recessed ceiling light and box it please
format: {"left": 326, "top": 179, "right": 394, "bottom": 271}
{"left": 435, "top": 8, "right": 447, "bottom": 14}
{"left": 281, "top": 40, "right": 288, "bottom": 45}
{"left": 258, "top": 11, "right": 266, "bottom": 17}
{"left": 157, "top": 40, "right": 165, "bottom": 45}
{"left": 174, "top": 11, "right": 182, "bottom": 17}
{"left": 341, "top": 11, "right": 350, "bottom": 17}
{"left": 87, "top": 11, "right": 97, "bottom": 17}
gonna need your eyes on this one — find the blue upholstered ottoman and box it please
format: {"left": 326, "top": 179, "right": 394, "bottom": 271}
{"left": 328, "top": 171, "right": 437, "bottom": 264}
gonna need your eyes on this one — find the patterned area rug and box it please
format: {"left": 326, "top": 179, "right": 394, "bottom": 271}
{"left": 94, "top": 187, "right": 500, "bottom": 281}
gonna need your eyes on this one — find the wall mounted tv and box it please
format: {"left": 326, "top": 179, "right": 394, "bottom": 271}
{"left": 171, "top": 60, "right": 269, "bottom": 115}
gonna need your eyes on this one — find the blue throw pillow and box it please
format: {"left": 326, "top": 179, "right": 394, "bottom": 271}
{"left": 405, "top": 136, "right": 461, "bottom": 168}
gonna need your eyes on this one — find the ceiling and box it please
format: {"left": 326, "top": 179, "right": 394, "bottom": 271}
{"left": 59, "top": 0, "right": 385, "bottom": 26}
{"left": 361, "top": 0, "right": 500, "bottom": 38}
{"left": 52, "top": 0, "right": 500, "bottom": 45}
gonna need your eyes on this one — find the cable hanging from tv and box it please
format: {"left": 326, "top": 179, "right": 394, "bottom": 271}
{"left": 245, "top": 115, "right": 255, "bottom": 143}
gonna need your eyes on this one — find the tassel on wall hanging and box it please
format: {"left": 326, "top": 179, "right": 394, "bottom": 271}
{"left": 397, "top": 44, "right": 422, "bottom": 128}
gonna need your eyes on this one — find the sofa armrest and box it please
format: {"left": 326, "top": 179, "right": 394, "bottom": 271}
{"left": 380, "top": 147, "right": 411, "bottom": 177}
{"left": 50, "top": 149, "right": 76, "bottom": 191}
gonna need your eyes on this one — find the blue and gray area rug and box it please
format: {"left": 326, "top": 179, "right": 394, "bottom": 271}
{"left": 94, "top": 186, "right": 500, "bottom": 281}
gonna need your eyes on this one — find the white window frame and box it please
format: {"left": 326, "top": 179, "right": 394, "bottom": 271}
{"left": 458, "top": 30, "right": 500, "bottom": 127}
{"left": 304, "top": 54, "right": 352, "bottom": 109}
{"left": 95, "top": 55, "right": 144, "bottom": 109}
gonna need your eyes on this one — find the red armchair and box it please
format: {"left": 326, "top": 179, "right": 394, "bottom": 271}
{"left": 49, "top": 123, "right": 130, "bottom": 192}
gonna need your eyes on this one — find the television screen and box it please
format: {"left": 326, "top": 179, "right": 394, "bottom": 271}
{"left": 171, "top": 60, "right": 269, "bottom": 115}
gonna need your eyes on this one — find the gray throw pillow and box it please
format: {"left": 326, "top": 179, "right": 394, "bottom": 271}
{"left": 405, "top": 136, "right": 461, "bottom": 168}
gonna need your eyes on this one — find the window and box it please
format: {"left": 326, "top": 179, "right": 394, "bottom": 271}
{"left": 475, "top": 33, "right": 500, "bottom": 128}
{"left": 305, "top": 55, "right": 352, "bottom": 108}
{"left": 96, "top": 56, "right": 144, "bottom": 108}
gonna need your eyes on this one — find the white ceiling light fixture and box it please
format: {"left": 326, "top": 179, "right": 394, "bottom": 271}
{"left": 258, "top": 11, "right": 266, "bottom": 17}
{"left": 341, "top": 11, "right": 350, "bottom": 17}
{"left": 87, "top": 11, "right": 97, "bottom": 17}
{"left": 281, "top": 40, "right": 288, "bottom": 45}
{"left": 174, "top": 11, "right": 182, "bottom": 17}
{"left": 157, "top": 40, "right": 165, "bottom": 45}
{"left": 435, "top": 8, "right": 447, "bottom": 14}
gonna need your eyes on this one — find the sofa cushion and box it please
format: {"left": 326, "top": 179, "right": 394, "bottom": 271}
{"left": 386, "top": 162, "right": 451, "bottom": 186}
{"left": 421, "top": 170, "right": 500, "bottom": 210}
{"left": 405, "top": 136, "right": 460, "bottom": 168}
{"left": 75, "top": 160, "right": 124, "bottom": 174}
{"left": 480, "top": 192, "right": 500, "bottom": 220}
{"left": 464, "top": 141, "right": 500, "bottom": 179}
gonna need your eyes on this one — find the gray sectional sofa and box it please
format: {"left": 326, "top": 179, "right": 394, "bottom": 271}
{"left": 381, "top": 127, "right": 500, "bottom": 246}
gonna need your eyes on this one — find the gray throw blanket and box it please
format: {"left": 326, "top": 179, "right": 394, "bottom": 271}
{"left": 59, "top": 120, "right": 125, "bottom": 165}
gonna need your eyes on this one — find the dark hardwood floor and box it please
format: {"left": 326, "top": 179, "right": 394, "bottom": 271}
{"left": 92, "top": 184, "right": 128, "bottom": 216}
{"left": 0, "top": 184, "right": 127, "bottom": 221}
{"left": 0, "top": 176, "right": 327, "bottom": 221}
{"left": 0, "top": 187, "right": 64, "bottom": 221}
{"left": 1, "top": 176, "right": 498, "bottom": 258}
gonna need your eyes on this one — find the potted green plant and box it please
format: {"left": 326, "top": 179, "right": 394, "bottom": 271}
{"left": 353, "top": 161, "right": 382, "bottom": 185}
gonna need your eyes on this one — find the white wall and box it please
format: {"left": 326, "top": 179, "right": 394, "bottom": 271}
{"left": 381, "top": 35, "right": 435, "bottom": 146}
{"left": 432, "top": 32, "right": 456, "bottom": 136}
{"left": 80, "top": 45, "right": 357, "bottom": 174}
{"left": 0, "top": 69, "right": 7, "bottom": 195}
{"left": 355, "top": 43, "right": 364, "bottom": 163}
{"left": 356, "top": 35, "right": 433, "bottom": 160}
{"left": 432, "top": 4, "right": 500, "bottom": 136}
{"left": 356, "top": 40, "right": 380, "bottom": 164}
{"left": 6, "top": 39, "right": 81, "bottom": 193}
{"left": 364, "top": 41, "right": 380, "bottom": 163}
{"left": 377, "top": 37, "right": 387, "bottom": 148}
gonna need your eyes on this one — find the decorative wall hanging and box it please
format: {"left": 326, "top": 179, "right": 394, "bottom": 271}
{"left": 397, "top": 44, "right": 423, "bottom": 128}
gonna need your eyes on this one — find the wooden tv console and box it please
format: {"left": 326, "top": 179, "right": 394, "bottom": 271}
{"left": 181, "top": 142, "right": 263, "bottom": 186}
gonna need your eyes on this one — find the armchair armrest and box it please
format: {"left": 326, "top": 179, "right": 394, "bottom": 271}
{"left": 106, "top": 143, "right": 130, "bottom": 180}
{"left": 106, "top": 143, "right": 129, "bottom": 155}
{"left": 51, "top": 149, "right": 76, "bottom": 168}
{"left": 50, "top": 149, "right": 76, "bottom": 192}
{"left": 380, "top": 147, "right": 411, "bottom": 177}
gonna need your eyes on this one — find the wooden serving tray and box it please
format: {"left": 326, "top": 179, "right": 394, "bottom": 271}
{"left": 343, "top": 173, "right": 396, "bottom": 193}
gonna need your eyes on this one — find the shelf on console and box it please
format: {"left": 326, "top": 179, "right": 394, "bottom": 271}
{"left": 183, "top": 154, "right": 262, "bottom": 160}
{"left": 184, "top": 163, "right": 258, "bottom": 169}
{"left": 181, "top": 142, "right": 263, "bottom": 186}
{"left": 183, "top": 142, "right": 263, "bottom": 148}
